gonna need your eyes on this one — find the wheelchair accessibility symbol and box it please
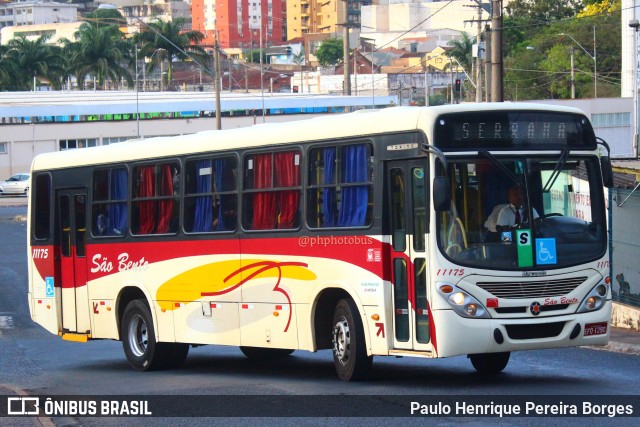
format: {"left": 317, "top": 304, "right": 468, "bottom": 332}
{"left": 536, "top": 238, "right": 557, "bottom": 265}
{"left": 45, "top": 277, "right": 55, "bottom": 298}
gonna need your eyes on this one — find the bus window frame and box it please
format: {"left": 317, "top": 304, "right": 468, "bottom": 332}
{"left": 305, "top": 139, "right": 375, "bottom": 231}
{"left": 31, "top": 172, "right": 53, "bottom": 242}
{"left": 130, "top": 158, "right": 182, "bottom": 237}
{"left": 241, "top": 146, "right": 304, "bottom": 233}
{"left": 90, "top": 165, "right": 131, "bottom": 239}
{"left": 182, "top": 152, "right": 240, "bottom": 235}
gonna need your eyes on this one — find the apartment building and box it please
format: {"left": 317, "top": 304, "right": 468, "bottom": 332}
{"left": 0, "top": 0, "right": 78, "bottom": 32}
{"left": 286, "top": 0, "right": 371, "bottom": 40}
{"left": 191, "top": 0, "right": 286, "bottom": 49}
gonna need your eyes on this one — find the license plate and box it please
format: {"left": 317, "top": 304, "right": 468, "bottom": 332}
{"left": 584, "top": 322, "right": 607, "bottom": 336}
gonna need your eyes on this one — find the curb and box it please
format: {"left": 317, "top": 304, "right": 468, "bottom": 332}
{"left": 588, "top": 341, "right": 640, "bottom": 356}
{"left": 0, "top": 384, "right": 56, "bottom": 427}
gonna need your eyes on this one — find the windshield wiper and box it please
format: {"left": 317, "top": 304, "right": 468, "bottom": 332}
{"left": 542, "top": 149, "right": 569, "bottom": 193}
{"left": 478, "top": 150, "right": 523, "bottom": 186}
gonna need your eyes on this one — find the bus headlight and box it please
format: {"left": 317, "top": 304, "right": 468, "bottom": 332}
{"left": 577, "top": 283, "right": 609, "bottom": 313}
{"left": 438, "top": 283, "right": 490, "bottom": 319}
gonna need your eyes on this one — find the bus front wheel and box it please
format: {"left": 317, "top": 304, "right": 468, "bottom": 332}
{"left": 469, "top": 351, "right": 510, "bottom": 374}
{"left": 121, "top": 299, "right": 189, "bottom": 371}
{"left": 331, "top": 298, "right": 372, "bottom": 381}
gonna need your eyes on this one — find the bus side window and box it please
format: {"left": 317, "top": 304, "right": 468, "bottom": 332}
{"left": 306, "top": 143, "right": 373, "bottom": 228}
{"left": 132, "top": 162, "right": 179, "bottom": 235}
{"left": 184, "top": 156, "right": 238, "bottom": 233}
{"left": 243, "top": 150, "right": 301, "bottom": 231}
{"left": 92, "top": 168, "right": 128, "bottom": 237}
{"left": 34, "top": 174, "right": 52, "bottom": 240}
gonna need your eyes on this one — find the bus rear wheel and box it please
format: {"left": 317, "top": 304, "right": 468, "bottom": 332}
{"left": 240, "top": 347, "right": 294, "bottom": 359}
{"left": 469, "top": 351, "right": 510, "bottom": 374}
{"left": 331, "top": 298, "right": 372, "bottom": 381}
{"left": 121, "top": 299, "right": 189, "bottom": 371}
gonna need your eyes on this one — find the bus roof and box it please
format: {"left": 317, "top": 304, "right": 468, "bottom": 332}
{"left": 30, "top": 102, "right": 588, "bottom": 172}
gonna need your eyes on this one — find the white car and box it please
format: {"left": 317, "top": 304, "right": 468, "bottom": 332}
{"left": 0, "top": 173, "right": 30, "bottom": 195}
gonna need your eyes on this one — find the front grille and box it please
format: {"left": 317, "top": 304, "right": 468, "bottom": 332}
{"left": 505, "top": 322, "right": 565, "bottom": 340}
{"left": 477, "top": 277, "right": 587, "bottom": 299}
{"left": 494, "top": 304, "right": 569, "bottom": 315}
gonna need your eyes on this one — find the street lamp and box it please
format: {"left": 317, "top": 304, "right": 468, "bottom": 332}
{"left": 559, "top": 29, "right": 597, "bottom": 98}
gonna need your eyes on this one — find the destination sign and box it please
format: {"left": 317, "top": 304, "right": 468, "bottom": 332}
{"left": 434, "top": 111, "right": 596, "bottom": 150}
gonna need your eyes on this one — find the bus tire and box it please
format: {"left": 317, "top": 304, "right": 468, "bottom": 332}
{"left": 331, "top": 298, "right": 372, "bottom": 381}
{"left": 122, "top": 299, "right": 187, "bottom": 371}
{"left": 469, "top": 351, "right": 510, "bottom": 374}
{"left": 239, "top": 347, "right": 294, "bottom": 359}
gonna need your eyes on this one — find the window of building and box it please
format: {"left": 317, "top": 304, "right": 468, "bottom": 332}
{"left": 102, "top": 136, "right": 130, "bottom": 145}
{"left": 243, "top": 149, "right": 302, "bottom": 230}
{"left": 307, "top": 143, "right": 373, "bottom": 228}
{"left": 591, "top": 112, "right": 630, "bottom": 127}
{"left": 0, "top": 142, "right": 7, "bottom": 154}
{"left": 184, "top": 156, "right": 238, "bottom": 233}
{"left": 92, "top": 167, "right": 128, "bottom": 237}
{"left": 60, "top": 138, "right": 97, "bottom": 150}
{"left": 131, "top": 162, "right": 180, "bottom": 235}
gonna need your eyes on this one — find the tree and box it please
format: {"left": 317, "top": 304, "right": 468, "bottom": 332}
{"left": 315, "top": 38, "right": 343, "bottom": 67}
{"left": 245, "top": 49, "right": 266, "bottom": 64}
{"left": 135, "top": 18, "right": 208, "bottom": 86}
{"left": 63, "top": 23, "right": 133, "bottom": 90}
{"left": 505, "top": 0, "right": 584, "bottom": 22}
{"left": 503, "top": 0, "right": 620, "bottom": 100}
{"left": 446, "top": 33, "right": 474, "bottom": 72}
{"left": 6, "top": 35, "right": 65, "bottom": 90}
{"left": 0, "top": 46, "right": 20, "bottom": 90}
{"left": 85, "top": 7, "right": 127, "bottom": 27}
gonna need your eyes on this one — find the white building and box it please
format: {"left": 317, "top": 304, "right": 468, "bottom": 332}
{"left": 0, "top": 0, "right": 79, "bottom": 33}
{"left": 1, "top": 21, "right": 82, "bottom": 46}
{"left": 94, "top": 1, "right": 192, "bottom": 34}
{"left": 360, "top": 0, "right": 485, "bottom": 49}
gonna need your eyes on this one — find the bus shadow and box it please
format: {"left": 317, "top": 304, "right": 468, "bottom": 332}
{"left": 67, "top": 345, "right": 597, "bottom": 391}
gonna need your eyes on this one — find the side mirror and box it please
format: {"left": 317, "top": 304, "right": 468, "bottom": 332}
{"left": 433, "top": 176, "right": 451, "bottom": 211}
{"left": 600, "top": 157, "right": 613, "bottom": 188}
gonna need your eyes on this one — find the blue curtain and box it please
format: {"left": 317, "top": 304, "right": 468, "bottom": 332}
{"left": 108, "top": 168, "right": 127, "bottom": 235}
{"left": 322, "top": 147, "right": 336, "bottom": 226}
{"left": 192, "top": 160, "right": 213, "bottom": 232}
{"left": 338, "top": 144, "right": 368, "bottom": 226}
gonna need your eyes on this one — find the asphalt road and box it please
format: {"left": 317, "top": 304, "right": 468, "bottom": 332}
{"left": 0, "top": 205, "right": 639, "bottom": 426}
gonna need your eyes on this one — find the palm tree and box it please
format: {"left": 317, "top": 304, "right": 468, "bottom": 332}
{"left": 64, "top": 22, "right": 133, "bottom": 90}
{"left": 0, "top": 46, "right": 20, "bottom": 90}
{"left": 292, "top": 48, "right": 305, "bottom": 93}
{"left": 446, "top": 33, "right": 475, "bottom": 73}
{"left": 135, "top": 18, "right": 208, "bottom": 87}
{"left": 6, "top": 35, "right": 65, "bottom": 90}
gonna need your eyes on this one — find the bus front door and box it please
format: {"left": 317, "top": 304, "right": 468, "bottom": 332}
{"left": 56, "top": 189, "right": 90, "bottom": 334}
{"left": 387, "top": 160, "right": 431, "bottom": 351}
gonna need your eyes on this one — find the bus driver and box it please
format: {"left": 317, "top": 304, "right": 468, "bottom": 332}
{"left": 495, "top": 186, "right": 538, "bottom": 231}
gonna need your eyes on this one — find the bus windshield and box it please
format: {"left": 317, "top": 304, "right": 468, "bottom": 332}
{"left": 438, "top": 155, "right": 607, "bottom": 270}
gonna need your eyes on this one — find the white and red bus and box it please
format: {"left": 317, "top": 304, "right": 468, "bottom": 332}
{"left": 27, "top": 103, "right": 613, "bottom": 381}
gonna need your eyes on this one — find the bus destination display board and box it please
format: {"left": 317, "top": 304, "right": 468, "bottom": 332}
{"left": 434, "top": 111, "right": 596, "bottom": 150}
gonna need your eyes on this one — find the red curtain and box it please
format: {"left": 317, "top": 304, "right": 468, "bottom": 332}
{"left": 252, "top": 154, "right": 276, "bottom": 230}
{"left": 275, "top": 152, "right": 300, "bottom": 229}
{"left": 156, "top": 164, "right": 174, "bottom": 233}
{"left": 137, "top": 166, "right": 155, "bottom": 234}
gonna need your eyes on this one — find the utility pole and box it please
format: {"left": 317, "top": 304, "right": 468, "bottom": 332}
{"left": 214, "top": 32, "right": 221, "bottom": 130}
{"left": 570, "top": 47, "right": 575, "bottom": 99}
{"left": 490, "top": 0, "right": 503, "bottom": 102}
{"left": 343, "top": 0, "right": 351, "bottom": 96}
{"left": 475, "top": 0, "right": 483, "bottom": 103}
{"left": 484, "top": 24, "right": 491, "bottom": 102}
